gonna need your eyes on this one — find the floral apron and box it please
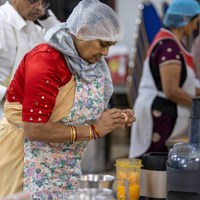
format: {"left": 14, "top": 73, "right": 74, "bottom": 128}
{"left": 23, "top": 75, "right": 105, "bottom": 200}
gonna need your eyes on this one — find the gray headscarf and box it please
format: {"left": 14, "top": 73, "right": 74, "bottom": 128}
{"left": 44, "top": 23, "right": 113, "bottom": 107}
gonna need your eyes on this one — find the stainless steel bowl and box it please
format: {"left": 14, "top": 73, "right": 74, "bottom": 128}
{"left": 63, "top": 188, "right": 115, "bottom": 200}
{"left": 78, "top": 174, "right": 116, "bottom": 189}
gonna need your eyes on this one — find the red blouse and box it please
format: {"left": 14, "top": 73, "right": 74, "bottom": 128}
{"left": 7, "top": 43, "right": 72, "bottom": 123}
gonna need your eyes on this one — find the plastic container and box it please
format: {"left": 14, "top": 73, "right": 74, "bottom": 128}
{"left": 168, "top": 97, "right": 200, "bottom": 171}
{"left": 166, "top": 97, "right": 200, "bottom": 200}
{"left": 115, "top": 158, "right": 142, "bottom": 200}
{"left": 168, "top": 143, "right": 200, "bottom": 171}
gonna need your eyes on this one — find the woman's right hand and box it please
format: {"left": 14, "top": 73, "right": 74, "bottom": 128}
{"left": 93, "top": 108, "right": 133, "bottom": 137}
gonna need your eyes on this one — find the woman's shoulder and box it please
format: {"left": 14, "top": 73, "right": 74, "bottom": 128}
{"left": 151, "top": 38, "right": 182, "bottom": 67}
{"left": 25, "top": 43, "right": 72, "bottom": 85}
{"left": 26, "top": 43, "right": 67, "bottom": 67}
{"left": 155, "top": 38, "right": 180, "bottom": 51}
{"left": 31, "top": 43, "right": 63, "bottom": 57}
{"left": 151, "top": 38, "right": 181, "bottom": 58}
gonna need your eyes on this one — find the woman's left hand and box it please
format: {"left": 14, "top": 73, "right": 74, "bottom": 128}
{"left": 120, "top": 109, "right": 136, "bottom": 127}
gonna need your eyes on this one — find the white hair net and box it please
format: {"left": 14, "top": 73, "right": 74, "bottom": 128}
{"left": 66, "top": 0, "right": 124, "bottom": 42}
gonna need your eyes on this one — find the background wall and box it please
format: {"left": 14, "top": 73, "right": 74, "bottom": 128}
{"left": 115, "top": 0, "right": 171, "bottom": 50}
{"left": 48, "top": 0, "right": 172, "bottom": 51}
{"left": 0, "top": 0, "right": 172, "bottom": 52}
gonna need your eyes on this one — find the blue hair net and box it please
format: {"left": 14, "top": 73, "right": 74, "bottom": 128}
{"left": 163, "top": 0, "right": 200, "bottom": 28}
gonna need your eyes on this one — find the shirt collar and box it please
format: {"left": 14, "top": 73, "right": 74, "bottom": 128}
{"left": 3, "top": 1, "right": 27, "bottom": 30}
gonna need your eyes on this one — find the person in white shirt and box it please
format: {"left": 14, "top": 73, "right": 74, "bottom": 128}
{"left": 0, "top": 0, "right": 6, "bottom": 6}
{"left": 0, "top": 0, "right": 60, "bottom": 118}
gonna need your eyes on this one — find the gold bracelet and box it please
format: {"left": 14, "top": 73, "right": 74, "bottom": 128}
{"left": 71, "top": 126, "right": 75, "bottom": 141}
{"left": 69, "top": 126, "right": 73, "bottom": 141}
{"left": 71, "top": 126, "right": 77, "bottom": 141}
{"left": 74, "top": 126, "right": 77, "bottom": 141}
{"left": 91, "top": 124, "right": 100, "bottom": 138}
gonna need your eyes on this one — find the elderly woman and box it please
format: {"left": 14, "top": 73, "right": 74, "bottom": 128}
{"left": 129, "top": 0, "right": 200, "bottom": 158}
{"left": 0, "top": 0, "right": 135, "bottom": 199}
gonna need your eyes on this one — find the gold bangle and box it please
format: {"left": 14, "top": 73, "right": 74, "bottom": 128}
{"left": 74, "top": 126, "right": 77, "bottom": 141}
{"left": 71, "top": 126, "right": 77, "bottom": 141}
{"left": 91, "top": 124, "right": 100, "bottom": 138}
{"left": 71, "top": 126, "right": 75, "bottom": 141}
{"left": 69, "top": 126, "right": 73, "bottom": 141}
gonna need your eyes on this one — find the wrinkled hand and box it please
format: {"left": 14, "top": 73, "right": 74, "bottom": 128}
{"left": 121, "top": 109, "right": 136, "bottom": 127}
{"left": 94, "top": 108, "right": 136, "bottom": 137}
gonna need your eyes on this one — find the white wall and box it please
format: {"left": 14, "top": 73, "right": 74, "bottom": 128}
{"left": 115, "top": 0, "right": 171, "bottom": 50}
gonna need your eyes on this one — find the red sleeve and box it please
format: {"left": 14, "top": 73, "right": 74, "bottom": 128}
{"left": 22, "top": 46, "right": 71, "bottom": 123}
